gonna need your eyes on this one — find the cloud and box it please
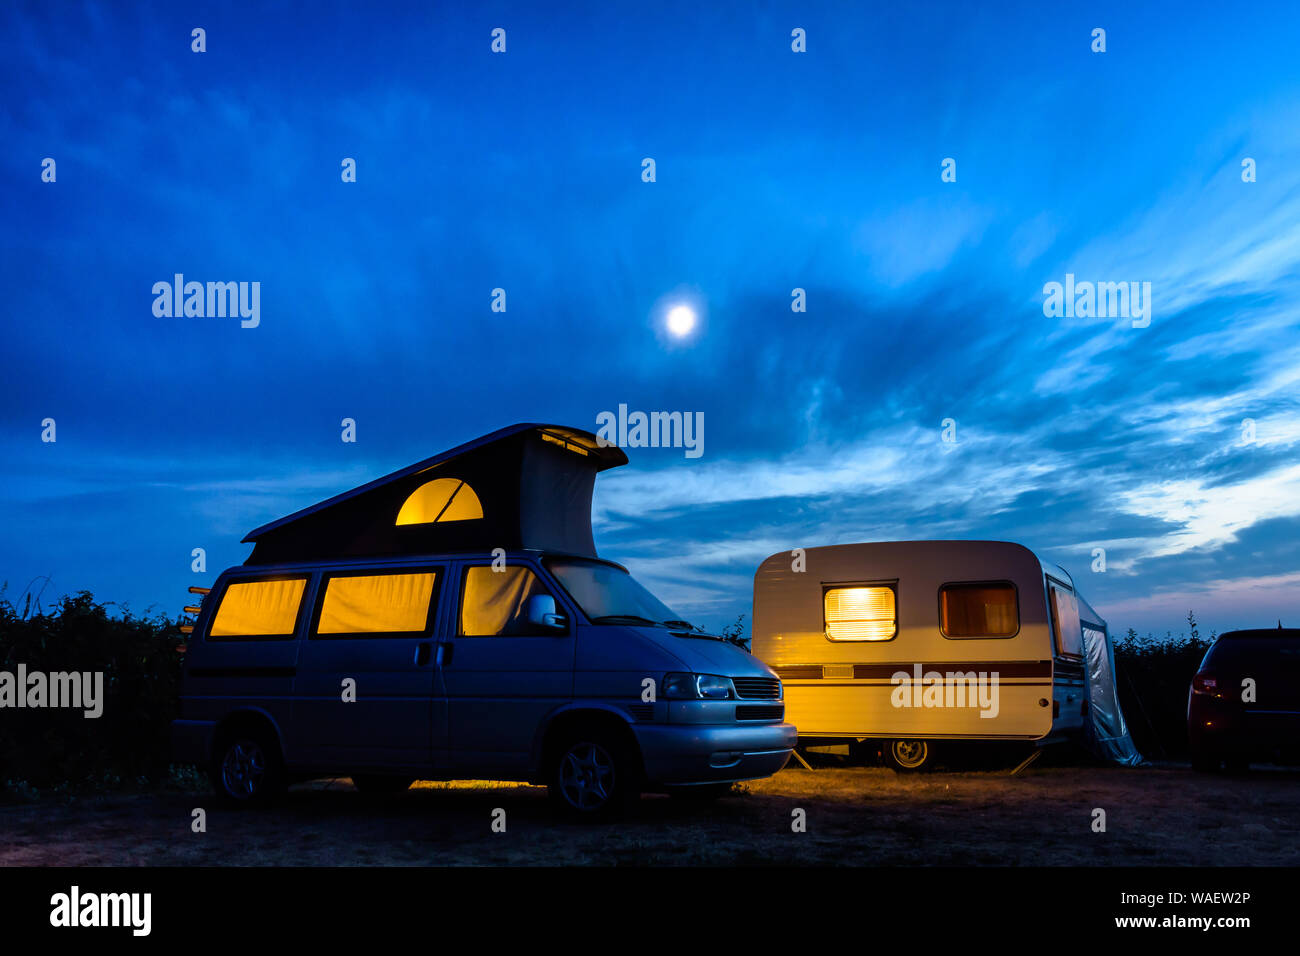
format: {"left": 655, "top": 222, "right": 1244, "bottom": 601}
{"left": 1101, "top": 569, "right": 1300, "bottom": 629}
{"left": 1117, "top": 463, "right": 1300, "bottom": 560}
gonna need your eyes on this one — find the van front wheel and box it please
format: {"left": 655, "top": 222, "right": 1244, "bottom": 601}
{"left": 549, "top": 733, "right": 637, "bottom": 818}
{"left": 885, "top": 739, "right": 932, "bottom": 772}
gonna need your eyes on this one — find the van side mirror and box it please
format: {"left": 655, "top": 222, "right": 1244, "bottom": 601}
{"left": 524, "top": 594, "right": 567, "bottom": 633}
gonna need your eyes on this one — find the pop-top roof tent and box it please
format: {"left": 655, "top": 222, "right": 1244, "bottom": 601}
{"left": 241, "top": 423, "right": 627, "bottom": 565}
{"left": 1076, "top": 593, "right": 1144, "bottom": 766}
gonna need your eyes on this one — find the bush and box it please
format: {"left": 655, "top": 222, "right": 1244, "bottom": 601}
{"left": 1112, "top": 613, "right": 1213, "bottom": 760}
{"left": 0, "top": 588, "right": 186, "bottom": 796}
{"left": 719, "top": 614, "right": 749, "bottom": 649}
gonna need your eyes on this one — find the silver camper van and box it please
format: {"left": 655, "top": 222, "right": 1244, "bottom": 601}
{"left": 172, "top": 425, "right": 794, "bottom": 815}
{"left": 751, "top": 540, "right": 1138, "bottom": 770}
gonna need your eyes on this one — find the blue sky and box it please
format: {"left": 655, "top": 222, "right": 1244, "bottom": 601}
{"left": 3, "top": 0, "right": 1300, "bottom": 638}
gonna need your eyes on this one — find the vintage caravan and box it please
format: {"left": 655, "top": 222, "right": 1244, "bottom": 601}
{"left": 751, "top": 541, "right": 1140, "bottom": 770}
{"left": 173, "top": 424, "right": 794, "bottom": 816}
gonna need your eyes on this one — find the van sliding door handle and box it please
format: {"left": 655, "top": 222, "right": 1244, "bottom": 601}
{"left": 435, "top": 642, "right": 454, "bottom": 667}
{"left": 414, "top": 642, "right": 432, "bottom": 666}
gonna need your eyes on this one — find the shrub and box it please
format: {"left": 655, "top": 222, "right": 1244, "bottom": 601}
{"left": 0, "top": 589, "right": 185, "bottom": 795}
{"left": 1112, "top": 613, "right": 1213, "bottom": 759}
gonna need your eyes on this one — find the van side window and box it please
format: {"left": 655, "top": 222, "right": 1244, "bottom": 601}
{"left": 824, "top": 584, "right": 897, "bottom": 641}
{"left": 1049, "top": 583, "right": 1083, "bottom": 658}
{"left": 314, "top": 571, "right": 439, "bottom": 637}
{"left": 939, "top": 583, "right": 1019, "bottom": 638}
{"left": 209, "top": 577, "right": 307, "bottom": 640}
{"left": 460, "top": 565, "right": 555, "bottom": 636}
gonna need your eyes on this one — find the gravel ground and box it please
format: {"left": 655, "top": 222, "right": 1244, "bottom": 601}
{"left": 4, "top": 761, "right": 1298, "bottom": 866}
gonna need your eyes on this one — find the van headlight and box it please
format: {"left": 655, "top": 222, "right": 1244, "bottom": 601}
{"left": 663, "top": 672, "right": 735, "bottom": 700}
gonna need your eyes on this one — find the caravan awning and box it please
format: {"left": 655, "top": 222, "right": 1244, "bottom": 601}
{"left": 241, "top": 423, "right": 626, "bottom": 565}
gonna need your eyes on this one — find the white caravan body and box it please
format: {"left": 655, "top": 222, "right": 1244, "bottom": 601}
{"left": 751, "top": 541, "right": 1089, "bottom": 742}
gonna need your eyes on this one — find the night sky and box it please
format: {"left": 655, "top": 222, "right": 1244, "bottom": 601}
{"left": 4, "top": 1, "right": 1300, "bottom": 638}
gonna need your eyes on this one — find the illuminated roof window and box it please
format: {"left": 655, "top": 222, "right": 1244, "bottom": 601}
{"left": 395, "top": 478, "right": 483, "bottom": 526}
{"left": 540, "top": 430, "right": 591, "bottom": 456}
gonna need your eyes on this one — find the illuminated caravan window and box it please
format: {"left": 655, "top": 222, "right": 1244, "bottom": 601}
{"left": 1049, "top": 583, "right": 1083, "bottom": 659}
{"left": 940, "top": 583, "right": 1019, "bottom": 638}
{"left": 824, "top": 585, "right": 897, "bottom": 642}
{"left": 317, "top": 571, "right": 438, "bottom": 635}
{"left": 210, "top": 578, "right": 307, "bottom": 639}
{"left": 395, "top": 478, "right": 483, "bottom": 525}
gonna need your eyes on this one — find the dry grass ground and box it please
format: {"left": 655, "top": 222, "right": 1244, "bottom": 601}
{"left": 4, "top": 761, "right": 1298, "bottom": 866}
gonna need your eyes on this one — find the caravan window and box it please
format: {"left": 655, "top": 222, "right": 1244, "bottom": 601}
{"left": 313, "top": 570, "right": 440, "bottom": 637}
{"left": 1049, "top": 583, "right": 1083, "bottom": 658}
{"left": 209, "top": 577, "right": 308, "bottom": 640}
{"left": 460, "top": 565, "right": 557, "bottom": 637}
{"left": 939, "top": 583, "right": 1019, "bottom": 638}
{"left": 824, "top": 585, "right": 897, "bottom": 642}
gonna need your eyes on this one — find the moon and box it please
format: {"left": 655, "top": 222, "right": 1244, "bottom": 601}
{"left": 666, "top": 304, "right": 697, "bottom": 338}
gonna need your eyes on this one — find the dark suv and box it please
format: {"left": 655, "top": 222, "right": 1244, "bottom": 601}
{"left": 1188, "top": 627, "right": 1300, "bottom": 772}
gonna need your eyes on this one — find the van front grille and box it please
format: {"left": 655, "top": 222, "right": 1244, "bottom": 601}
{"left": 732, "top": 677, "right": 781, "bottom": 699}
{"left": 736, "top": 704, "right": 784, "bottom": 721}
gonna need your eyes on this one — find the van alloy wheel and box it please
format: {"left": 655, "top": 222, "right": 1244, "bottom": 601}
{"left": 220, "top": 739, "right": 266, "bottom": 799}
{"left": 888, "top": 739, "right": 930, "bottom": 771}
{"left": 558, "top": 741, "right": 616, "bottom": 811}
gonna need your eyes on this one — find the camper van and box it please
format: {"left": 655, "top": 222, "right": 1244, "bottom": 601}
{"left": 751, "top": 540, "right": 1140, "bottom": 770}
{"left": 171, "top": 424, "right": 794, "bottom": 815}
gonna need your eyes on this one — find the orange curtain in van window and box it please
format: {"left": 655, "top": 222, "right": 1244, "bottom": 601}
{"left": 460, "top": 566, "right": 545, "bottom": 636}
{"left": 211, "top": 578, "right": 307, "bottom": 636}
{"left": 317, "top": 572, "right": 437, "bottom": 634}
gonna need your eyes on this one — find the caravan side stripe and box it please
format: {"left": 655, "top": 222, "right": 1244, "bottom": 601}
{"left": 774, "top": 660, "right": 1053, "bottom": 680}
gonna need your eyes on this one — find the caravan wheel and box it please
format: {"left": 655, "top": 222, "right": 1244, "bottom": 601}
{"left": 885, "top": 739, "right": 932, "bottom": 772}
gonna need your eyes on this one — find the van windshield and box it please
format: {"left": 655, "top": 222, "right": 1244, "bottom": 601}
{"left": 545, "top": 558, "right": 685, "bottom": 627}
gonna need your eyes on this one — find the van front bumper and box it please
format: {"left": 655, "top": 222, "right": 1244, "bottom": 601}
{"left": 171, "top": 718, "right": 216, "bottom": 766}
{"left": 633, "top": 721, "right": 796, "bottom": 786}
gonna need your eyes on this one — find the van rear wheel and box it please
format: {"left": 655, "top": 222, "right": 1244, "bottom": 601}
{"left": 548, "top": 732, "right": 638, "bottom": 818}
{"left": 885, "top": 739, "right": 932, "bottom": 772}
{"left": 212, "top": 727, "right": 285, "bottom": 807}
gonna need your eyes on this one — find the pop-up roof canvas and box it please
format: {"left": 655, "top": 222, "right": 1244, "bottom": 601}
{"left": 241, "top": 424, "right": 627, "bottom": 565}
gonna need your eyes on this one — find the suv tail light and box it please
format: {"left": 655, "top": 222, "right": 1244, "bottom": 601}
{"left": 1191, "top": 672, "right": 1218, "bottom": 695}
